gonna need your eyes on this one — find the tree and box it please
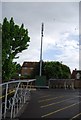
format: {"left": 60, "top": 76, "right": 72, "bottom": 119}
{"left": 0, "top": 23, "right": 2, "bottom": 82}
{"left": 61, "top": 64, "right": 71, "bottom": 78}
{"left": 11, "top": 63, "right": 21, "bottom": 79}
{"left": 44, "top": 61, "right": 71, "bottom": 79}
{"left": 2, "top": 17, "right": 30, "bottom": 82}
{"left": 30, "top": 61, "right": 71, "bottom": 80}
{"left": 16, "top": 63, "right": 21, "bottom": 74}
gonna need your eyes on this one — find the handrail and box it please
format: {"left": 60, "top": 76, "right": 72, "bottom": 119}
{"left": 0, "top": 79, "right": 36, "bottom": 86}
{"left": 0, "top": 79, "right": 36, "bottom": 119}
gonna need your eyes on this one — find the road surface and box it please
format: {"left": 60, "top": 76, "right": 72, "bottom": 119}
{"left": 18, "top": 89, "right": 81, "bottom": 120}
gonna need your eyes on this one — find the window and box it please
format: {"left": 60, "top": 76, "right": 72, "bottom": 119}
{"left": 23, "top": 67, "right": 27, "bottom": 69}
{"left": 29, "top": 67, "right": 34, "bottom": 70}
{"left": 76, "top": 73, "right": 80, "bottom": 79}
{"left": 24, "top": 72, "right": 27, "bottom": 75}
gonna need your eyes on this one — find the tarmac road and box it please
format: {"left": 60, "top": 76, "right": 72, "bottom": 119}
{"left": 19, "top": 89, "right": 81, "bottom": 120}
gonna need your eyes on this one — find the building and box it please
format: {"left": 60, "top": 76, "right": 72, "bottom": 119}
{"left": 49, "top": 69, "right": 81, "bottom": 89}
{"left": 71, "top": 68, "right": 81, "bottom": 80}
{"left": 71, "top": 69, "right": 81, "bottom": 88}
{"left": 21, "top": 61, "right": 38, "bottom": 76}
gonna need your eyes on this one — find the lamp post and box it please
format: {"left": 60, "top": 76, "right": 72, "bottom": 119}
{"left": 40, "top": 23, "right": 44, "bottom": 77}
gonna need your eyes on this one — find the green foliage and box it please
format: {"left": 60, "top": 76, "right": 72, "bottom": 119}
{"left": 2, "top": 17, "right": 30, "bottom": 82}
{"left": 44, "top": 61, "right": 71, "bottom": 79}
{"left": 0, "top": 23, "right": 2, "bottom": 82}
{"left": 31, "top": 61, "right": 71, "bottom": 80}
{"left": 2, "top": 60, "right": 16, "bottom": 81}
{"left": 16, "top": 63, "right": 21, "bottom": 74}
{"left": 11, "top": 63, "right": 21, "bottom": 79}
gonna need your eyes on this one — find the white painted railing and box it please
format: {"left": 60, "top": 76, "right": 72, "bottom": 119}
{"left": 0, "top": 79, "right": 36, "bottom": 119}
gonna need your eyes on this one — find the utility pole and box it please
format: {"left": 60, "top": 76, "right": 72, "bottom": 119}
{"left": 40, "top": 23, "right": 44, "bottom": 76}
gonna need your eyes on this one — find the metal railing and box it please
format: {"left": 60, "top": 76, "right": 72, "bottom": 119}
{"left": 0, "top": 79, "right": 36, "bottom": 119}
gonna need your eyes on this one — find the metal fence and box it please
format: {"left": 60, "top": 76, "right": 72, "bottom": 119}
{"left": 0, "top": 79, "right": 36, "bottom": 119}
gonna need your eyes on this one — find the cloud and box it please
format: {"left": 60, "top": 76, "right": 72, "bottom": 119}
{"left": 0, "top": 2, "right": 2, "bottom": 23}
{"left": 1, "top": 0, "right": 81, "bottom": 2}
{"left": 42, "top": 31, "right": 79, "bottom": 71}
{"left": 2, "top": 2, "right": 79, "bottom": 71}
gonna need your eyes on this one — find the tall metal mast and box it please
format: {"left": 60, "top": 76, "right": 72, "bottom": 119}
{"left": 40, "top": 23, "right": 44, "bottom": 76}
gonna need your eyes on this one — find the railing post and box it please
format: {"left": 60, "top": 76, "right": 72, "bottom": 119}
{"left": 25, "top": 82, "right": 28, "bottom": 101}
{"left": 15, "top": 94, "right": 18, "bottom": 114}
{"left": 64, "top": 81, "right": 66, "bottom": 90}
{"left": 0, "top": 103, "right": 2, "bottom": 120}
{"left": 13, "top": 99, "right": 15, "bottom": 118}
{"left": 0, "top": 79, "right": 36, "bottom": 119}
{"left": 4, "top": 83, "right": 8, "bottom": 118}
{"left": 11, "top": 82, "right": 20, "bottom": 119}
{"left": 72, "top": 81, "right": 74, "bottom": 90}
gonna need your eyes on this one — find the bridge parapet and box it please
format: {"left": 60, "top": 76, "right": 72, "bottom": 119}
{"left": 49, "top": 79, "right": 75, "bottom": 89}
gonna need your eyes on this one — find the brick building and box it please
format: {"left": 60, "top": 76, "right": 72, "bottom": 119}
{"left": 21, "top": 61, "right": 38, "bottom": 76}
{"left": 71, "top": 68, "right": 81, "bottom": 80}
{"left": 71, "top": 69, "right": 81, "bottom": 88}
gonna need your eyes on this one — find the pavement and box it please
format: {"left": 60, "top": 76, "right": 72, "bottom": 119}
{"left": 18, "top": 89, "right": 81, "bottom": 120}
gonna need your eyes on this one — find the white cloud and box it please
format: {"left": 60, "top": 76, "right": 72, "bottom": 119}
{"left": 2, "top": 2, "right": 79, "bottom": 71}
{"left": 1, "top": 0, "right": 81, "bottom": 2}
{"left": 44, "top": 31, "right": 79, "bottom": 71}
{"left": 79, "top": 45, "right": 81, "bottom": 70}
{"left": 0, "top": 2, "right": 2, "bottom": 23}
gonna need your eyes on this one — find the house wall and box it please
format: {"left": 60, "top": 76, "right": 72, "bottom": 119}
{"left": 21, "top": 62, "right": 38, "bottom": 76}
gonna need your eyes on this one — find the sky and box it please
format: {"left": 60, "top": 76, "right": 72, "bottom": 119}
{"left": 1, "top": 1, "right": 81, "bottom": 72}
{"left": 1, "top": 0, "right": 81, "bottom": 2}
